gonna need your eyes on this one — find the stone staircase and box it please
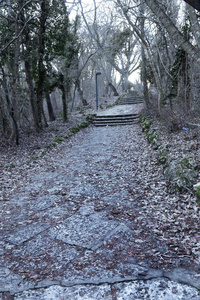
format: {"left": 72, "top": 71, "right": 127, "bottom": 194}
{"left": 93, "top": 113, "right": 139, "bottom": 127}
{"left": 117, "top": 91, "right": 144, "bottom": 105}
{"left": 93, "top": 91, "right": 144, "bottom": 127}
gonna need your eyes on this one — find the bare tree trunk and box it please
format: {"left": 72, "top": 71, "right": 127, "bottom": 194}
{"left": 21, "top": 4, "right": 40, "bottom": 132}
{"left": 59, "top": 73, "right": 68, "bottom": 122}
{"left": 45, "top": 93, "right": 56, "bottom": 121}
{"left": 62, "top": 87, "right": 67, "bottom": 122}
{"left": 36, "top": 0, "right": 48, "bottom": 128}
{"left": 0, "top": 90, "right": 13, "bottom": 140}
{"left": 76, "top": 78, "right": 88, "bottom": 106}
{"left": 108, "top": 83, "right": 119, "bottom": 96}
{"left": 10, "top": 4, "right": 21, "bottom": 144}
{"left": 116, "top": 0, "right": 163, "bottom": 116}
{"left": 0, "top": 68, "right": 19, "bottom": 144}
{"left": 145, "top": 0, "right": 200, "bottom": 65}
{"left": 42, "top": 106, "right": 48, "bottom": 127}
{"left": 140, "top": 1, "right": 150, "bottom": 109}
{"left": 25, "top": 60, "right": 40, "bottom": 132}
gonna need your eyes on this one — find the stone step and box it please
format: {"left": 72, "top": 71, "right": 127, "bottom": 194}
{"left": 118, "top": 97, "right": 144, "bottom": 105}
{"left": 94, "top": 121, "right": 139, "bottom": 126}
{"left": 118, "top": 101, "right": 143, "bottom": 105}
{"left": 95, "top": 114, "right": 138, "bottom": 120}
{"left": 93, "top": 114, "right": 139, "bottom": 126}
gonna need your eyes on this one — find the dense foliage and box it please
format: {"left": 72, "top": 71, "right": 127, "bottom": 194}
{"left": 0, "top": 0, "right": 78, "bottom": 143}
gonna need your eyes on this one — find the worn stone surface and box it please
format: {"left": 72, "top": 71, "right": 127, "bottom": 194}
{"left": 49, "top": 211, "right": 121, "bottom": 250}
{"left": 14, "top": 284, "right": 113, "bottom": 300}
{"left": 3, "top": 223, "right": 50, "bottom": 246}
{"left": 114, "top": 279, "right": 200, "bottom": 299}
{"left": 0, "top": 267, "right": 35, "bottom": 294}
{"left": 1, "top": 110, "right": 200, "bottom": 299}
{"left": 13, "top": 279, "right": 200, "bottom": 299}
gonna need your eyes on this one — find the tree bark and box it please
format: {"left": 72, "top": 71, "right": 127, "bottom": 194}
{"left": 21, "top": 4, "right": 40, "bottom": 132}
{"left": 25, "top": 60, "right": 40, "bottom": 132}
{"left": 108, "top": 83, "right": 119, "bottom": 96}
{"left": 0, "top": 68, "right": 19, "bottom": 144}
{"left": 10, "top": 2, "right": 21, "bottom": 144}
{"left": 45, "top": 93, "right": 56, "bottom": 121}
{"left": 62, "top": 87, "right": 67, "bottom": 122}
{"left": 140, "top": 1, "right": 150, "bottom": 109}
{"left": 36, "top": 0, "right": 48, "bottom": 128}
{"left": 59, "top": 73, "right": 68, "bottom": 122}
{"left": 76, "top": 78, "right": 88, "bottom": 106}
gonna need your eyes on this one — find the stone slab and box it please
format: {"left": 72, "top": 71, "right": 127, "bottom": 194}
{"left": 114, "top": 278, "right": 200, "bottom": 299}
{"left": 12, "top": 233, "right": 78, "bottom": 262}
{"left": 49, "top": 212, "right": 120, "bottom": 250}
{"left": 164, "top": 268, "right": 200, "bottom": 290}
{"left": 69, "top": 183, "right": 100, "bottom": 197}
{"left": 0, "top": 267, "right": 34, "bottom": 294}
{"left": 14, "top": 284, "right": 112, "bottom": 300}
{"left": 12, "top": 278, "right": 200, "bottom": 299}
{"left": 29, "top": 195, "right": 59, "bottom": 211}
{"left": 4, "top": 223, "right": 50, "bottom": 245}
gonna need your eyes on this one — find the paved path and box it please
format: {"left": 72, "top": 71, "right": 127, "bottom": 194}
{"left": 96, "top": 104, "right": 143, "bottom": 116}
{"left": 1, "top": 107, "right": 200, "bottom": 298}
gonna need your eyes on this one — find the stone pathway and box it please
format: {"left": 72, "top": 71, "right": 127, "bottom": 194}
{"left": 96, "top": 104, "right": 143, "bottom": 116}
{"left": 0, "top": 105, "right": 200, "bottom": 299}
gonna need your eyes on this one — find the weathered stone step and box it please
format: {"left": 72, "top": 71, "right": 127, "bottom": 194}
{"left": 118, "top": 97, "right": 144, "bottom": 105}
{"left": 93, "top": 114, "right": 139, "bottom": 126}
{"left": 94, "top": 120, "right": 139, "bottom": 126}
{"left": 94, "top": 114, "right": 138, "bottom": 120}
{"left": 118, "top": 101, "right": 143, "bottom": 105}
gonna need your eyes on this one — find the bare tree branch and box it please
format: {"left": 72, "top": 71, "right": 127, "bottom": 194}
{"left": 144, "top": 0, "right": 200, "bottom": 65}
{"left": 0, "top": 17, "right": 34, "bottom": 55}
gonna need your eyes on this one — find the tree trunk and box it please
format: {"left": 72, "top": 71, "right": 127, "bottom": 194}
{"left": 140, "top": 2, "right": 150, "bottom": 109}
{"left": 76, "top": 78, "right": 88, "bottom": 106}
{"left": 59, "top": 73, "right": 68, "bottom": 122}
{"left": 25, "top": 60, "right": 40, "bottom": 132}
{"left": 145, "top": 0, "right": 200, "bottom": 65}
{"left": 36, "top": 0, "right": 48, "bottom": 128}
{"left": 10, "top": 6, "right": 20, "bottom": 144}
{"left": 0, "top": 74, "right": 19, "bottom": 144}
{"left": 62, "top": 87, "right": 67, "bottom": 122}
{"left": 116, "top": 0, "right": 163, "bottom": 116}
{"left": 0, "top": 90, "right": 13, "bottom": 140}
{"left": 42, "top": 106, "right": 48, "bottom": 127}
{"left": 21, "top": 4, "right": 40, "bottom": 132}
{"left": 108, "top": 83, "right": 119, "bottom": 96}
{"left": 46, "top": 93, "right": 56, "bottom": 121}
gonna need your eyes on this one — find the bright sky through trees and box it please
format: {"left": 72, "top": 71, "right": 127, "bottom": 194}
{"left": 67, "top": 0, "right": 140, "bottom": 83}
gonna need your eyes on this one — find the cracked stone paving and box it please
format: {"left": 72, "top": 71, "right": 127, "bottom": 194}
{"left": 1, "top": 114, "right": 200, "bottom": 299}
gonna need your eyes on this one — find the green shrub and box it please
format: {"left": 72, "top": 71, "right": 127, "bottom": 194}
{"left": 54, "top": 136, "right": 64, "bottom": 143}
{"left": 196, "top": 186, "right": 200, "bottom": 205}
{"left": 140, "top": 116, "right": 152, "bottom": 133}
{"left": 64, "top": 122, "right": 89, "bottom": 139}
{"left": 86, "top": 114, "right": 96, "bottom": 123}
{"left": 157, "top": 153, "right": 168, "bottom": 165}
